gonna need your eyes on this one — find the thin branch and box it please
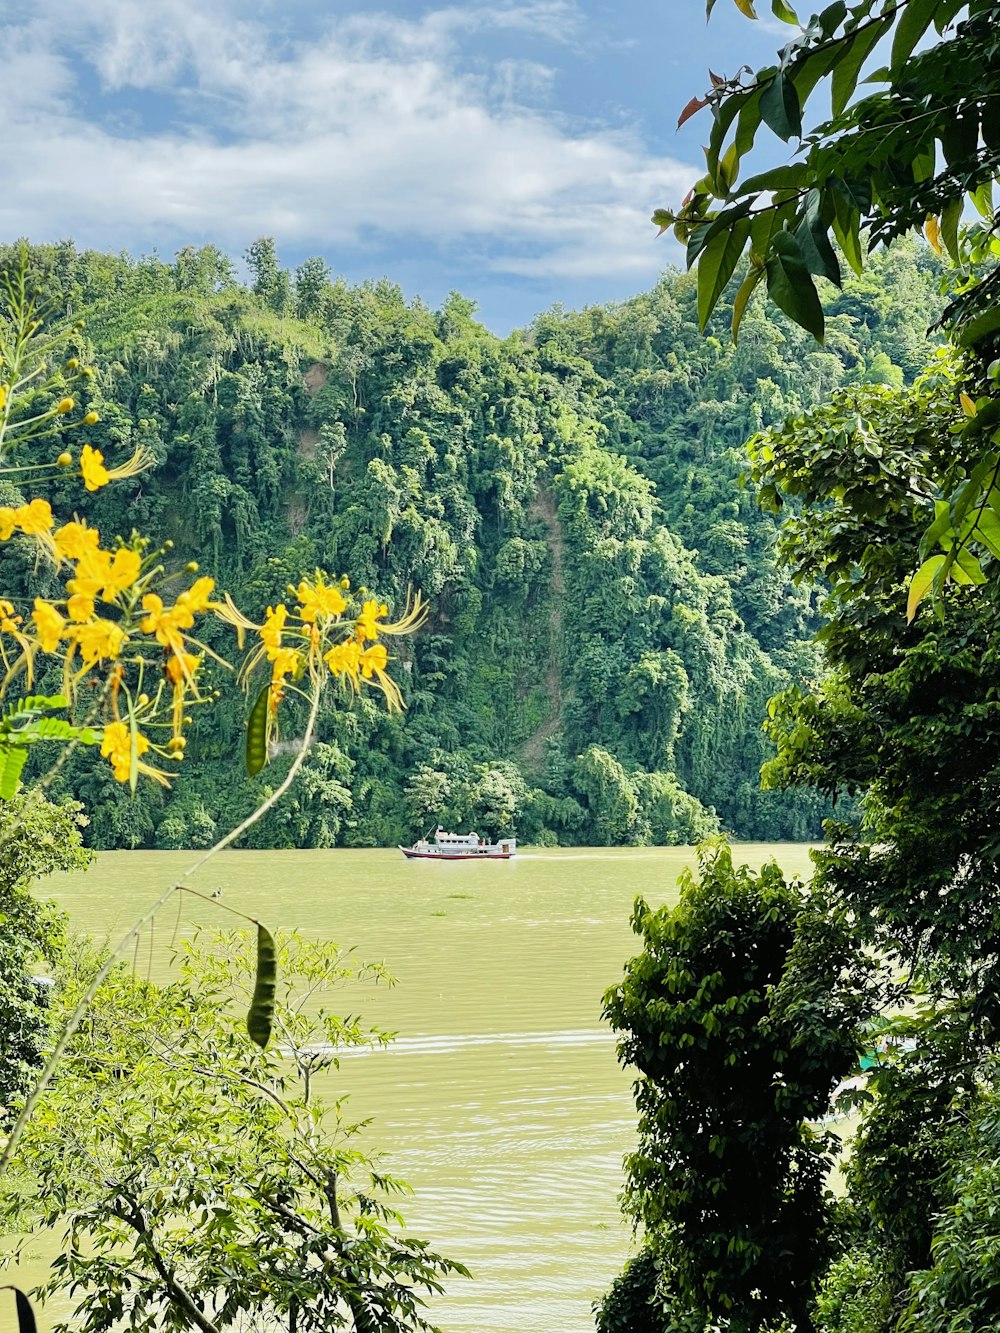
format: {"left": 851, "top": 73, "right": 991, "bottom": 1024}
{"left": 0, "top": 675, "right": 325, "bottom": 1178}
{"left": 184, "top": 675, "right": 323, "bottom": 877}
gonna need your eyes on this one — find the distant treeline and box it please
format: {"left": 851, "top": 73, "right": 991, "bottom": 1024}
{"left": 0, "top": 237, "right": 943, "bottom": 848}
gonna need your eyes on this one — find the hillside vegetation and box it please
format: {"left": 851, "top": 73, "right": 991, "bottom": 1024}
{"left": 0, "top": 239, "right": 942, "bottom": 848}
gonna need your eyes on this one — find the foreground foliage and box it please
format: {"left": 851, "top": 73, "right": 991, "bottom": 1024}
{"left": 601, "top": 842, "right": 875, "bottom": 1333}
{"left": 0, "top": 790, "right": 90, "bottom": 1119}
{"left": 3, "top": 934, "right": 466, "bottom": 1333}
{"left": 744, "top": 347, "right": 1000, "bottom": 1330}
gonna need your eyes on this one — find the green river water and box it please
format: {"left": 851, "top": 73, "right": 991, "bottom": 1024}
{"left": 13, "top": 843, "right": 816, "bottom": 1333}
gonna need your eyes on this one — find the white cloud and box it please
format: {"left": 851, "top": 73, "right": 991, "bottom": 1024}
{"left": 1, "top": 0, "right": 696, "bottom": 286}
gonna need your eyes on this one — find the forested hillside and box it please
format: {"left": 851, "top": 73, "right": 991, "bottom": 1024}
{"left": 0, "top": 239, "right": 942, "bottom": 848}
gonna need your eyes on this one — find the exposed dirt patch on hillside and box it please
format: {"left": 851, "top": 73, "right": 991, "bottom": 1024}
{"left": 303, "top": 362, "right": 328, "bottom": 395}
{"left": 298, "top": 427, "right": 319, "bottom": 460}
{"left": 519, "top": 488, "right": 566, "bottom": 769}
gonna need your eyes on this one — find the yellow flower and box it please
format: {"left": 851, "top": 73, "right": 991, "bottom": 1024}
{"left": 0, "top": 385, "right": 7, "bottom": 410}
{"left": 80, "top": 444, "right": 110, "bottom": 491}
{"left": 103, "top": 548, "right": 141, "bottom": 597}
{"left": 296, "top": 575, "right": 348, "bottom": 624}
{"left": 0, "top": 599, "right": 21, "bottom": 633}
{"left": 355, "top": 598, "right": 388, "bottom": 643}
{"left": 360, "top": 641, "right": 404, "bottom": 710}
{"left": 32, "top": 599, "right": 67, "bottom": 653}
{"left": 73, "top": 618, "right": 126, "bottom": 666}
{"left": 164, "top": 652, "right": 200, "bottom": 688}
{"left": 0, "top": 507, "right": 17, "bottom": 541}
{"left": 66, "top": 592, "right": 95, "bottom": 623}
{"left": 100, "top": 719, "right": 150, "bottom": 783}
{"left": 56, "top": 451, "right": 73, "bottom": 467}
{"left": 324, "top": 637, "right": 362, "bottom": 690}
{"left": 69, "top": 546, "right": 141, "bottom": 601}
{"left": 268, "top": 645, "right": 303, "bottom": 713}
{"left": 175, "top": 576, "right": 215, "bottom": 617}
{"left": 16, "top": 498, "right": 54, "bottom": 535}
{"left": 83, "top": 411, "right": 99, "bottom": 425}
{"left": 360, "top": 641, "right": 389, "bottom": 678}
{"left": 55, "top": 520, "right": 101, "bottom": 562}
{"left": 87, "top": 442, "right": 155, "bottom": 487}
{"left": 260, "top": 604, "right": 287, "bottom": 660}
{"left": 139, "top": 593, "right": 186, "bottom": 652}
{"left": 56, "top": 397, "right": 74, "bottom": 415}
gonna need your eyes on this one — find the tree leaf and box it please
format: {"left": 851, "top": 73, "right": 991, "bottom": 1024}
{"left": 731, "top": 263, "right": 766, "bottom": 341}
{"left": 766, "top": 230, "right": 825, "bottom": 340}
{"left": 940, "top": 196, "right": 962, "bottom": 263}
{"left": 0, "top": 1289, "right": 36, "bottom": 1333}
{"left": 796, "top": 188, "right": 841, "bottom": 285}
{"left": 245, "top": 684, "right": 271, "bottom": 777}
{"left": 247, "top": 924, "right": 278, "bottom": 1048}
{"left": 732, "top": 0, "right": 758, "bottom": 16}
{"left": 697, "top": 217, "right": 752, "bottom": 329}
{"left": 924, "top": 215, "right": 943, "bottom": 256}
{"left": 971, "top": 506, "right": 1000, "bottom": 561}
{"left": 952, "top": 547, "right": 987, "bottom": 586}
{"left": 890, "top": 0, "right": 939, "bottom": 73}
{"left": 678, "top": 96, "right": 709, "bottom": 129}
{"left": 907, "top": 555, "right": 945, "bottom": 622}
{"left": 0, "top": 746, "right": 28, "bottom": 800}
{"left": 760, "top": 70, "right": 801, "bottom": 140}
{"left": 831, "top": 18, "right": 891, "bottom": 117}
{"left": 832, "top": 192, "right": 863, "bottom": 275}
{"left": 736, "top": 164, "right": 810, "bottom": 197}
{"left": 770, "top": 0, "right": 798, "bottom": 21}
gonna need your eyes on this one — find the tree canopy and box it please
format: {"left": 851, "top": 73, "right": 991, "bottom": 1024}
{"left": 660, "top": 0, "right": 1000, "bottom": 345}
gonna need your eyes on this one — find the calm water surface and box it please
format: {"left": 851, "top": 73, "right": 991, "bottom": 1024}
{"left": 19, "top": 844, "right": 816, "bottom": 1333}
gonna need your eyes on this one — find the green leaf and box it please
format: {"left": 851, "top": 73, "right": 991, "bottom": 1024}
{"left": 890, "top": 0, "right": 938, "bottom": 73}
{"left": 766, "top": 230, "right": 825, "bottom": 340}
{"left": 796, "top": 188, "right": 841, "bottom": 285}
{"left": 246, "top": 924, "right": 278, "bottom": 1048}
{"left": 919, "top": 499, "right": 953, "bottom": 560}
{"left": 817, "top": 1, "right": 847, "bottom": 38}
{"left": 971, "top": 506, "right": 1000, "bottom": 561}
{"left": 245, "top": 684, "right": 271, "bottom": 777}
{"left": 731, "top": 263, "right": 766, "bottom": 341}
{"left": 907, "top": 555, "right": 945, "bottom": 622}
{"left": 932, "top": 0, "right": 968, "bottom": 35}
{"left": 760, "top": 70, "right": 801, "bottom": 140}
{"left": 697, "top": 217, "right": 752, "bottom": 329}
{"left": 940, "top": 113, "right": 979, "bottom": 171}
{"left": 735, "top": 164, "right": 810, "bottom": 197}
{"left": 955, "top": 308, "right": 1000, "bottom": 349}
{"left": 831, "top": 18, "right": 891, "bottom": 117}
{"left": 952, "top": 547, "right": 987, "bottom": 586}
{"left": 970, "top": 179, "right": 995, "bottom": 220}
{"left": 770, "top": 0, "right": 798, "bottom": 21}
{"left": 732, "top": 0, "right": 758, "bottom": 15}
{"left": 831, "top": 191, "right": 863, "bottom": 276}
{"left": 0, "top": 747, "right": 28, "bottom": 800}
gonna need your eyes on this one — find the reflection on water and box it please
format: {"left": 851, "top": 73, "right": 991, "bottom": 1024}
{"left": 18, "top": 844, "right": 815, "bottom": 1333}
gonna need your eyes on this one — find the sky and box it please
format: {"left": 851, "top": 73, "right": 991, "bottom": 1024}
{"left": 2, "top": 0, "right": 794, "bottom": 333}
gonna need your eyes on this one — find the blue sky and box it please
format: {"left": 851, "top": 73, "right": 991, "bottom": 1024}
{"left": 2, "top": 0, "right": 792, "bottom": 332}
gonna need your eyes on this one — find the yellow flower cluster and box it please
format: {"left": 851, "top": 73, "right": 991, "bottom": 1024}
{"left": 233, "top": 575, "right": 426, "bottom": 745}
{"left": 0, "top": 498, "right": 223, "bottom": 781}
{"left": 0, "top": 287, "right": 427, "bottom": 791}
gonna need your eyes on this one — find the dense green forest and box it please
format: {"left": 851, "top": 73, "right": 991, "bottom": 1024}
{"left": 0, "top": 238, "right": 942, "bottom": 849}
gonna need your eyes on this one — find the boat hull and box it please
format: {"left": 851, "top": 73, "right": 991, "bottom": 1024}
{"left": 399, "top": 846, "right": 514, "bottom": 861}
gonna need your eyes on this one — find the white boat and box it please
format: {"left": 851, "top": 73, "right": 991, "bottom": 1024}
{"left": 399, "top": 827, "right": 516, "bottom": 860}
